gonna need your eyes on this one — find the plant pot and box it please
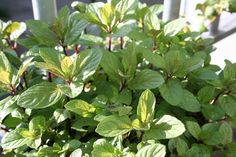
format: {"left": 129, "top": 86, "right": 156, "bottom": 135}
{"left": 208, "top": 15, "right": 220, "bottom": 35}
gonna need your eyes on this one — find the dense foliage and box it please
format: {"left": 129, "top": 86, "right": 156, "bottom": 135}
{"left": 1, "top": 0, "right": 236, "bottom": 156}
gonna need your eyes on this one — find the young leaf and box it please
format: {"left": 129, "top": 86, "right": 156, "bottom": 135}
{"left": 164, "top": 18, "right": 186, "bottom": 36}
{"left": 53, "top": 109, "right": 71, "bottom": 123}
{"left": 99, "top": 3, "right": 116, "bottom": 27}
{"left": 65, "top": 100, "right": 96, "bottom": 118}
{"left": 91, "top": 139, "right": 117, "bottom": 157}
{"left": 95, "top": 115, "right": 133, "bottom": 137}
{"left": 159, "top": 79, "right": 183, "bottom": 106}
{"left": 70, "top": 148, "right": 83, "bottom": 157}
{"left": 58, "top": 81, "right": 84, "bottom": 98}
{"left": 144, "top": 115, "right": 185, "bottom": 140}
{"left": 17, "top": 82, "right": 63, "bottom": 109}
{"left": 136, "top": 143, "right": 166, "bottom": 157}
{"left": 144, "top": 11, "right": 160, "bottom": 32}
{"left": 75, "top": 49, "right": 103, "bottom": 81}
{"left": 137, "top": 89, "right": 156, "bottom": 126}
{"left": 29, "top": 116, "right": 46, "bottom": 132}
{"left": 1, "top": 128, "right": 32, "bottom": 149}
{"left": 115, "top": 0, "right": 138, "bottom": 16}
{"left": 128, "top": 70, "right": 164, "bottom": 90}
{"left": 0, "top": 51, "right": 14, "bottom": 87}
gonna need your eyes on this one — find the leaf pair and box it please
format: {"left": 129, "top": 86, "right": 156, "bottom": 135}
{"left": 37, "top": 48, "right": 102, "bottom": 82}
{"left": 159, "top": 79, "right": 201, "bottom": 112}
{"left": 95, "top": 90, "right": 185, "bottom": 140}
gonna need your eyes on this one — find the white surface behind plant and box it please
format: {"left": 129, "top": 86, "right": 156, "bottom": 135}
{"left": 211, "top": 32, "right": 236, "bottom": 68}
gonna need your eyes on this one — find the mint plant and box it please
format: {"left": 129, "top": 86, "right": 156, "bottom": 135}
{"left": 0, "top": 0, "right": 236, "bottom": 156}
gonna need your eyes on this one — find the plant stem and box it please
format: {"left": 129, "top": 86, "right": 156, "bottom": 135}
{"left": 23, "top": 71, "right": 28, "bottom": 88}
{"left": 0, "top": 126, "right": 9, "bottom": 132}
{"left": 108, "top": 33, "right": 112, "bottom": 52}
{"left": 119, "top": 79, "right": 126, "bottom": 93}
{"left": 211, "top": 90, "right": 231, "bottom": 105}
{"left": 48, "top": 72, "right": 52, "bottom": 82}
{"left": 10, "top": 84, "right": 17, "bottom": 96}
{"left": 139, "top": 131, "right": 144, "bottom": 142}
{"left": 62, "top": 45, "right": 68, "bottom": 56}
{"left": 120, "top": 37, "right": 124, "bottom": 49}
{"left": 74, "top": 45, "right": 80, "bottom": 54}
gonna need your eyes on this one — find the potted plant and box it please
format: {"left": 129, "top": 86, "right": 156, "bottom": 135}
{"left": 0, "top": 0, "right": 236, "bottom": 156}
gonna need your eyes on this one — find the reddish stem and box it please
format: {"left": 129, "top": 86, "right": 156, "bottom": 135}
{"left": 108, "top": 33, "right": 112, "bottom": 52}
{"left": 120, "top": 37, "right": 124, "bottom": 49}
{"left": 48, "top": 72, "right": 52, "bottom": 82}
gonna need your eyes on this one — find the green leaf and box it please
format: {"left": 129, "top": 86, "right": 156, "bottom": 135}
{"left": 177, "top": 90, "right": 201, "bottom": 112}
{"left": 13, "top": 57, "right": 33, "bottom": 86}
{"left": 65, "top": 100, "right": 96, "bottom": 118}
{"left": 75, "top": 49, "right": 103, "bottom": 81}
{"left": 186, "top": 144, "right": 211, "bottom": 157}
{"left": 219, "top": 122, "right": 233, "bottom": 145}
{"left": 72, "top": 118, "right": 97, "bottom": 132}
{"left": 142, "top": 49, "right": 166, "bottom": 69}
{"left": 191, "top": 68, "right": 218, "bottom": 80}
{"left": 164, "top": 18, "right": 186, "bottom": 36}
{"left": 17, "top": 82, "right": 63, "bottom": 109}
{"left": 101, "top": 50, "right": 123, "bottom": 81}
{"left": 144, "top": 115, "right": 185, "bottom": 140}
{"left": 92, "top": 139, "right": 118, "bottom": 157}
{"left": 29, "top": 116, "right": 46, "bottom": 132}
{"left": 223, "top": 60, "right": 236, "bottom": 82}
{"left": 38, "top": 48, "right": 65, "bottom": 78}
{"left": 197, "top": 86, "right": 215, "bottom": 104}
{"left": 0, "top": 51, "right": 14, "bottom": 89}
{"left": 168, "top": 138, "right": 189, "bottom": 156}
{"left": 219, "top": 95, "right": 236, "bottom": 117}
{"left": 0, "top": 96, "right": 19, "bottom": 122}
{"left": 128, "top": 69, "right": 164, "bottom": 90}
{"left": 53, "top": 109, "right": 71, "bottom": 123}
{"left": 200, "top": 123, "right": 223, "bottom": 145}
{"left": 136, "top": 143, "right": 166, "bottom": 157}
{"left": 70, "top": 148, "right": 82, "bottom": 157}
{"left": 95, "top": 115, "right": 133, "bottom": 137}
{"left": 159, "top": 79, "right": 183, "bottom": 106}
{"left": 115, "top": 0, "right": 138, "bottom": 16}
{"left": 137, "top": 89, "right": 156, "bottom": 126}
{"left": 1, "top": 128, "right": 32, "bottom": 149}
{"left": 122, "top": 43, "right": 137, "bottom": 77}
{"left": 164, "top": 50, "right": 186, "bottom": 75}
{"left": 64, "top": 13, "right": 89, "bottom": 45}
{"left": 58, "top": 81, "right": 84, "bottom": 98}
{"left": 186, "top": 121, "right": 201, "bottom": 139}
{"left": 38, "top": 146, "right": 60, "bottom": 157}
{"left": 202, "top": 105, "right": 225, "bottom": 121}
{"left": 26, "top": 20, "right": 58, "bottom": 46}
